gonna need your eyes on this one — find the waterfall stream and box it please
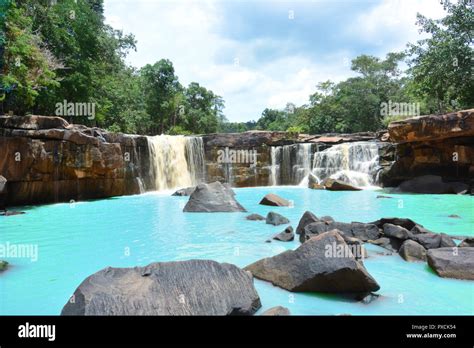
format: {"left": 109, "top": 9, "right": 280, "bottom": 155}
{"left": 147, "top": 135, "right": 205, "bottom": 191}
{"left": 269, "top": 143, "right": 314, "bottom": 185}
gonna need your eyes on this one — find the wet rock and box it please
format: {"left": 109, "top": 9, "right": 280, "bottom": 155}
{"left": 357, "top": 292, "right": 380, "bottom": 304}
{"left": 383, "top": 223, "right": 412, "bottom": 240}
{"left": 273, "top": 226, "right": 294, "bottom": 242}
{"left": 308, "top": 173, "right": 324, "bottom": 190}
{"left": 399, "top": 240, "right": 427, "bottom": 262}
{"left": 368, "top": 237, "right": 403, "bottom": 253}
{"left": 427, "top": 248, "right": 474, "bottom": 280}
{"left": 459, "top": 238, "right": 474, "bottom": 248}
{"left": 412, "top": 233, "right": 441, "bottom": 249}
{"left": 295, "top": 211, "right": 319, "bottom": 235}
{"left": 397, "top": 175, "right": 468, "bottom": 194}
{"left": 61, "top": 260, "right": 261, "bottom": 315}
{"left": 246, "top": 213, "right": 266, "bottom": 221}
{"left": 323, "top": 178, "right": 361, "bottom": 191}
{"left": 260, "top": 306, "right": 291, "bottom": 316}
{"left": 245, "top": 231, "right": 380, "bottom": 296}
{"left": 0, "top": 260, "right": 8, "bottom": 272}
{"left": 172, "top": 186, "right": 195, "bottom": 196}
{"left": 183, "top": 182, "right": 247, "bottom": 212}
{"left": 266, "top": 212, "right": 290, "bottom": 226}
{"left": 259, "top": 193, "right": 291, "bottom": 207}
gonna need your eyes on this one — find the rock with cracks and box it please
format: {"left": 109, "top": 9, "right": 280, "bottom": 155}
{"left": 61, "top": 260, "right": 261, "bottom": 315}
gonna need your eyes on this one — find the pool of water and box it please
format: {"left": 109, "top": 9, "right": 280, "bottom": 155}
{"left": 1, "top": 187, "right": 473, "bottom": 315}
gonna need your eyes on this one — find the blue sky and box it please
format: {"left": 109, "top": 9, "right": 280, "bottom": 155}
{"left": 104, "top": 0, "right": 446, "bottom": 122}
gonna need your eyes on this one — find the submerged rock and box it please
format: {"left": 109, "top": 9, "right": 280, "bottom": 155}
{"left": 427, "top": 248, "right": 474, "bottom": 280}
{"left": 260, "top": 306, "right": 290, "bottom": 316}
{"left": 0, "top": 260, "right": 8, "bottom": 272}
{"left": 245, "top": 231, "right": 380, "bottom": 296}
{"left": 61, "top": 260, "right": 261, "bottom": 315}
{"left": 322, "top": 178, "right": 361, "bottom": 191}
{"left": 172, "top": 186, "right": 195, "bottom": 196}
{"left": 246, "top": 213, "right": 266, "bottom": 221}
{"left": 399, "top": 240, "right": 426, "bottom": 262}
{"left": 183, "top": 182, "right": 247, "bottom": 212}
{"left": 273, "top": 226, "right": 294, "bottom": 242}
{"left": 266, "top": 212, "right": 290, "bottom": 226}
{"left": 397, "top": 175, "right": 468, "bottom": 194}
{"left": 459, "top": 238, "right": 474, "bottom": 248}
{"left": 259, "top": 193, "right": 291, "bottom": 207}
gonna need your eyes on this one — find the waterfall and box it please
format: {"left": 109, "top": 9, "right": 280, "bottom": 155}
{"left": 310, "top": 141, "right": 380, "bottom": 187}
{"left": 269, "top": 143, "right": 314, "bottom": 185}
{"left": 147, "top": 135, "right": 205, "bottom": 191}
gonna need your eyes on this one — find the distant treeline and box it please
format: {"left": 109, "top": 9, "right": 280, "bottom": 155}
{"left": 1, "top": 0, "right": 472, "bottom": 135}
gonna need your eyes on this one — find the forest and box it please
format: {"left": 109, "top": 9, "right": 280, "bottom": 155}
{"left": 0, "top": 0, "right": 473, "bottom": 135}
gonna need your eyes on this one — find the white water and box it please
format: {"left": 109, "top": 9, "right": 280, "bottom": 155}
{"left": 309, "top": 141, "right": 380, "bottom": 187}
{"left": 269, "top": 144, "right": 314, "bottom": 186}
{"left": 147, "top": 135, "right": 205, "bottom": 191}
{"left": 269, "top": 146, "right": 281, "bottom": 186}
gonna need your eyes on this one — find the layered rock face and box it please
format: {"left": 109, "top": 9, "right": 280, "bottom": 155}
{"left": 380, "top": 109, "right": 474, "bottom": 188}
{"left": 0, "top": 115, "right": 150, "bottom": 206}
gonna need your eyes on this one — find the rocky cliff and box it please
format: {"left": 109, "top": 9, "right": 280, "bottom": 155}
{"left": 0, "top": 115, "right": 150, "bottom": 206}
{"left": 379, "top": 109, "right": 474, "bottom": 187}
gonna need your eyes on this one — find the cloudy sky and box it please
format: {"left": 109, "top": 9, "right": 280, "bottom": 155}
{"left": 104, "top": 0, "right": 446, "bottom": 122}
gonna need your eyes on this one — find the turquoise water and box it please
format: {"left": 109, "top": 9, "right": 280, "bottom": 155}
{"left": 0, "top": 187, "right": 473, "bottom": 315}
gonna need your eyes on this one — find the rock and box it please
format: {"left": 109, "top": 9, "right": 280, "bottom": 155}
{"left": 412, "top": 233, "right": 441, "bottom": 249}
{"left": 383, "top": 223, "right": 412, "bottom": 240}
{"left": 172, "top": 186, "right": 195, "bottom": 196}
{"left": 399, "top": 240, "right": 427, "bottom": 262}
{"left": 439, "top": 233, "right": 456, "bottom": 247}
{"left": 427, "top": 248, "right": 474, "bottom": 280}
{"left": 300, "top": 220, "right": 379, "bottom": 243}
{"left": 322, "top": 178, "right": 361, "bottom": 191}
{"left": 388, "top": 109, "right": 474, "bottom": 143}
{"left": 61, "top": 260, "right": 261, "bottom": 315}
{"left": 341, "top": 235, "right": 367, "bottom": 261}
{"left": 295, "top": 211, "right": 319, "bottom": 235}
{"left": 410, "top": 224, "right": 432, "bottom": 234}
{"left": 448, "top": 214, "right": 461, "bottom": 218}
{"left": 0, "top": 210, "right": 26, "bottom": 216}
{"left": 459, "top": 238, "right": 474, "bottom": 247}
{"left": 260, "top": 306, "right": 290, "bottom": 316}
{"left": 0, "top": 175, "right": 6, "bottom": 210}
{"left": 397, "top": 175, "right": 468, "bottom": 194}
{"left": 308, "top": 173, "right": 324, "bottom": 189}
{"left": 357, "top": 292, "right": 380, "bottom": 304}
{"left": 0, "top": 115, "right": 70, "bottom": 130}
{"left": 273, "top": 226, "right": 294, "bottom": 242}
{"left": 370, "top": 217, "right": 418, "bottom": 231}
{"left": 246, "top": 213, "right": 265, "bottom": 221}
{"left": 320, "top": 216, "right": 335, "bottom": 223}
{"left": 266, "top": 212, "right": 289, "bottom": 226}
{"left": 0, "top": 260, "right": 8, "bottom": 272}
{"left": 245, "top": 231, "right": 380, "bottom": 295}
{"left": 368, "top": 237, "right": 403, "bottom": 253}
{"left": 259, "top": 193, "right": 291, "bottom": 207}
{"left": 376, "top": 195, "right": 393, "bottom": 199}
{"left": 183, "top": 182, "right": 247, "bottom": 212}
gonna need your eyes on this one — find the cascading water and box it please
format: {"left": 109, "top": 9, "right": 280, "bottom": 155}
{"left": 269, "top": 143, "right": 314, "bottom": 186}
{"left": 310, "top": 141, "right": 380, "bottom": 187}
{"left": 147, "top": 135, "right": 205, "bottom": 191}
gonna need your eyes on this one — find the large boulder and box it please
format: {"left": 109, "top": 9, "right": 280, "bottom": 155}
{"left": 323, "top": 178, "right": 361, "bottom": 191}
{"left": 397, "top": 175, "right": 468, "bottom": 194}
{"left": 295, "top": 211, "right": 319, "bottom": 235}
{"left": 61, "top": 260, "right": 261, "bottom": 315}
{"left": 399, "top": 240, "right": 426, "bottom": 262}
{"left": 439, "top": 233, "right": 456, "bottom": 248}
{"left": 259, "top": 193, "right": 290, "bottom": 207}
{"left": 266, "top": 212, "right": 290, "bottom": 226}
{"left": 427, "top": 248, "right": 474, "bottom": 280}
{"left": 412, "top": 233, "right": 442, "bottom": 249}
{"left": 183, "top": 182, "right": 247, "bottom": 212}
{"left": 383, "top": 223, "right": 412, "bottom": 240}
{"left": 260, "top": 306, "right": 290, "bottom": 316}
{"left": 272, "top": 226, "right": 295, "bottom": 242}
{"left": 245, "top": 231, "right": 380, "bottom": 295}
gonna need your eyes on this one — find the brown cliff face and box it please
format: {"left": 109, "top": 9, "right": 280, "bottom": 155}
{"left": 0, "top": 115, "right": 150, "bottom": 206}
{"left": 380, "top": 109, "right": 474, "bottom": 187}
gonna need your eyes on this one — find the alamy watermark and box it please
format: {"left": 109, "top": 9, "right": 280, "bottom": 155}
{"left": 324, "top": 241, "right": 365, "bottom": 260}
{"left": 55, "top": 100, "right": 96, "bottom": 120}
{"left": 380, "top": 100, "right": 420, "bottom": 118}
{"left": 0, "top": 242, "right": 39, "bottom": 262}
{"left": 217, "top": 147, "right": 257, "bottom": 167}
